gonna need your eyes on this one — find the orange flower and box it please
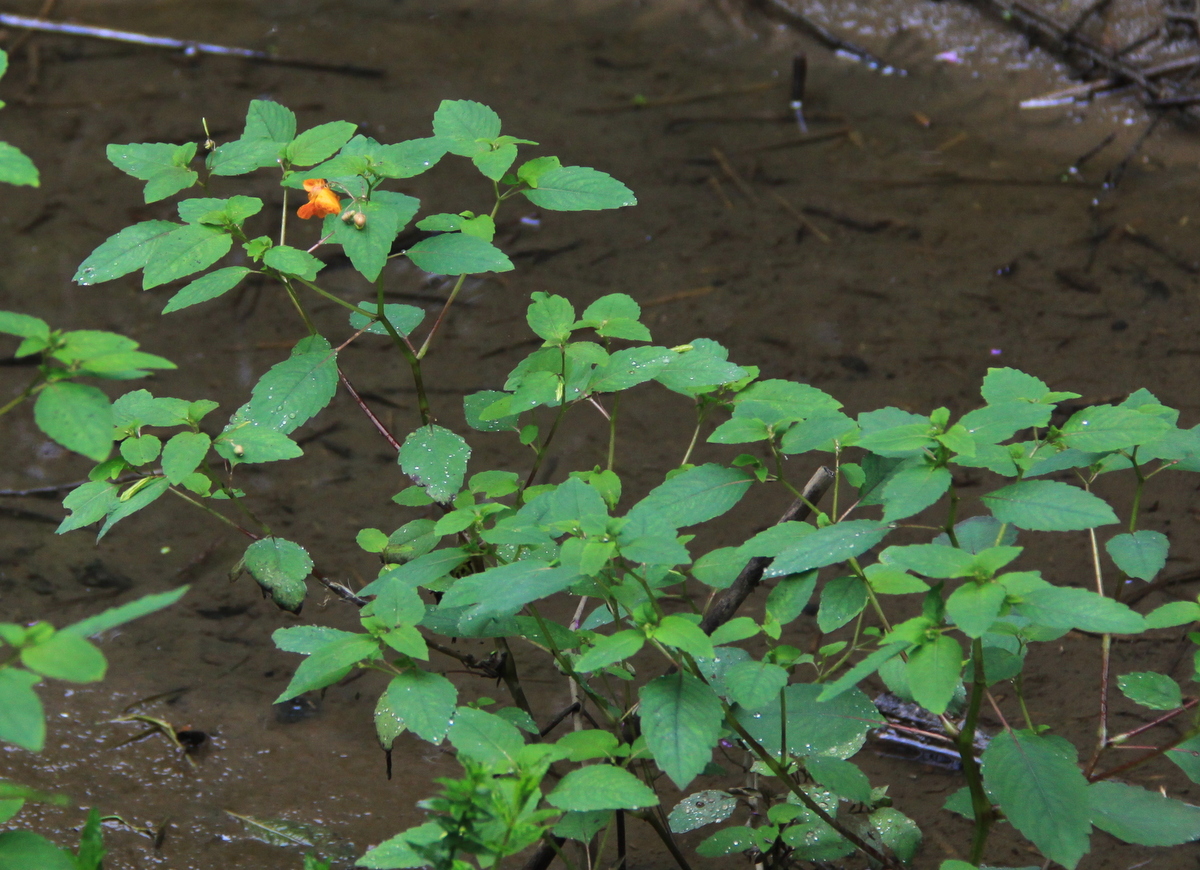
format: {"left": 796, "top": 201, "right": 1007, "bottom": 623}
{"left": 297, "top": 178, "right": 342, "bottom": 220}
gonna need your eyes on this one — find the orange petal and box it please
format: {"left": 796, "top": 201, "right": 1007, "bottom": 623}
{"left": 296, "top": 179, "right": 343, "bottom": 220}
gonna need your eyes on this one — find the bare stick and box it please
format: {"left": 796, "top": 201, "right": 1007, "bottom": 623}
{"left": 700, "top": 466, "right": 836, "bottom": 635}
{"left": 749, "top": 0, "right": 905, "bottom": 73}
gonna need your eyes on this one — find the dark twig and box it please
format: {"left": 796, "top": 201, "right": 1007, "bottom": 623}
{"left": 339, "top": 368, "right": 402, "bottom": 453}
{"left": 749, "top": 0, "right": 905, "bottom": 73}
{"left": 700, "top": 466, "right": 836, "bottom": 635}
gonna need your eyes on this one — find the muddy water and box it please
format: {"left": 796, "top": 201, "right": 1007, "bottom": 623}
{"left": 3, "top": 0, "right": 1200, "bottom": 867}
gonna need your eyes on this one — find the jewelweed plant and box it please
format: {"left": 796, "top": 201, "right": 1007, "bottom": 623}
{"left": 6, "top": 89, "right": 1200, "bottom": 869}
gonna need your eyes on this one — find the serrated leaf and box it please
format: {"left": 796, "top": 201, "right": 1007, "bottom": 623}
{"left": 286, "top": 120, "right": 357, "bottom": 166}
{"left": 737, "top": 684, "right": 882, "bottom": 759}
{"left": 106, "top": 142, "right": 197, "bottom": 202}
{"left": 906, "top": 634, "right": 962, "bottom": 714}
{"left": 214, "top": 421, "right": 302, "bottom": 465}
{"left": 326, "top": 190, "right": 419, "bottom": 282}
{"left": 765, "top": 520, "right": 890, "bottom": 579}
{"left": 1060, "top": 404, "right": 1171, "bottom": 452}
{"left": 981, "top": 730, "right": 1090, "bottom": 868}
{"left": 439, "top": 560, "right": 578, "bottom": 619}
{"left": 982, "top": 480, "right": 1117, "bottom": 531}
{"left": 626, "top": 463, "right": 753, "bottom": 531}
{"left": 275, "top": 634, "right": 380, "bottom": 702}
{"left": 356, "top": 822, "right": 444, "bottom": 869}
{"left": 399, "top": 425, "right": 470, "bottom": 502}
{"left": 405, "top": 232, "right": 513, "bottom": 275}
{"left": 1015, "top": 586, "right": 1144, "bottom": 634}
{"left": 668, "top": 790, "right": 737, "bottom": 833}
{"left": 56, "top": 481, "right": 119, "bottom": 534}
{"left": 162, "top": 266, "right": 251, "bottom": 313}
{"left": 349, "top": 302, "right": 424, "bottom": 336}
{"left": 817, "top": 575, "right": 868, "bottom": 632}
{"left": 34, "top": 382, "right": 112, "bottom": 461}
{"left": 433, "top": 100, "right": 502, "bottom": 156}
{"left": 242, "top": 99, "right": 297, "bottom": 143}
{"left": 946, "top": 582, "right": 1007, "bottom": 638}
{"left": 589, "top": 346, "right": 674, "bottom": 392}
{"left": 522, "top": 166, "right": 637, "bottom": 211}
{"left": 574, "top": 629, "right": 645, "bottom": 672}
{"left": 806, "top": 755, "right": 872, "bottom": 803}
{"left": 142, "top": 224, "right": 233, "bottom": 289}
{"left": 447, "top": 707, "right": 524, "bottom": 769}
{"left": 272, "top": 625, "right": 358, "bottom": 655}
{"left": 1089, "top": 780, "right": 1200, "bottom": 846}
{"left": 1105, "top": 530, "right": 1168, "bottom": 581}
{"left": 242, "top": 335, "right": 338, "bottom": 434}
{"left": 377, "top": 670, "right": 457, "bottom": 744}
{"left": 263, "top": 245, "right": 324, "bottom": 281}
{"left": 881, "top": 462, "right": 951, "bottom": 522}
{"left": 1117, "top": 671, "right": 1182, "bottom": 710}
{"left": 161, "top": 432, "right": 211, "bottom": 484}
{"left": 74, "top": 220, "right": 178, "bottom": 285}
{"left": 547, "top": 764, "right": 659, "bottom": 811}
{"left": 243, "top": 537, "right": 313, "bottom": 612}
{"left": 98, "top": 477, "right": 169, "bottom": 539}
{"left": 722, "top": 660, "right": 788, "bottom": 709}
{"left": 0, "top": 142, "right": 38, "bottom": 187}
{"left": 639, "top": 672, "right": 723, "bottom": 788}
{"left": 119, "top": 433, "right": 161, "bottom": 466}
{"left": 526, "top": 292, "right": 576, "bottom": 345}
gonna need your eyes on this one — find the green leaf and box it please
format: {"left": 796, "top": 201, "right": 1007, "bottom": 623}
{"left": 447, "top": 706, "right": 524, "bottom": 769}
{"left": 34, "top": 382, "right": 112, "bottom": 461}
{"left": 399, "top": 425, "right": 470, "bottom": 502}
{"left": 654, "top": 340, "right": 749, "bottom": 395}
{"left": 1060, "top": 404, "right": 1171, "bottom": 452}
{"left": 906, "top": 634, "right": 962, "bottom": 714}
{"left": 817, "top": 642, "right": 909, "bottom": 702}
{"left": 327, "top": 190, "right": 419, "bottom": 282}
{"left": 405, "top": 232, "right": 513, "bottom": 275}
{"left": 0, "top": 311, "right": 49, "bottom": 340}
{"left": 19, "top": 630, "right": 106, "bottom": 682}
{"left": 589, "top": 347, "right": 674, "bottom": 393}
{"left": 1015, "top": 586, "right": 1144, "bottom": 634}
{"left": 285, "top": 120, "right": 357, "bottom": 166}
{"left": 433, "top": 100, "right": 502, "bottom": 156}
{"left": 161, "top": 432, "right": 211, "bottom": 484}
{"left": 981, "top": 367, "right": 1075, "bottom": 404}
{"left": 0, "top": 831, "right": 76, "bottom": 870}
{"left": 73, "top": 220, "right": 178, "bottom": 285}
{"left": 119, "top": 433, "right": 161, "bottom": 467}
{"left": 981, "top": 730, "right": 1090, "bottom": 868}
{"left": 0, "top": 668, "right": 44, "bottom": 751}
{"left": 653, "top": 615, "right": 714, "bottom": 660}
{"left": 959, "top": 400, "right": 1052, "bottom": 445}
{"left": 357, "top": 822, "right": 444, "bottom": 869}
{"left": 626, "top": 464, "right": 754, "bottom": 531}
{"left": 946, "top": 582, "right": 1007, "bottom": 638}
{"left": 370, "top": 137, "right": 448, "bottom": 178}
{"left": 56, "top": 481, "right": 119, "bottom": 534}
{"left": 733, "top": 378, "right": 841, "bottom": 426}
{"left": 242, "top": 99, "right": 297, "bottom": 143}
{"left": 806, "top": 755, "right": 872, "bottom": 803}
{"left": 709, "top": 616, "right": 760, "bottom": 646}
{"left": 162, "top": 266, "right": 251, "bottom": 313}
{"left": 75, "top": 808, "right": 106, "bottom": 870}
{"left": 0, "top": 142, "right": 39, "bottom": 187}
{"left": 1089, "top": 780, "right": 1200, "bottom": 846}
{"left": 766, "top": 571, "right": 817, "bottom": 623}
{"left": 177, "top": 195, "right": 263, "bottom": 227}
{"left": 1146, "top": 600, "right": 1200, "bottom": 628}
{"left": 869, "top": 807, "right": 922, "bottom": 863}
{"left": 816, "top": 575, "right": 868, "bottom": 632}
{"left": 440, "top": 560, "right": 579, "bottom": 619}
{"left": 982, "top": 480, "right": 1117, "bottom": 531}
{"left": 880, "top": 463, "right": 951, "bottom": 522}
{"left": 98, "top": 477, "right": 170, "bottom": 539}
{"left": 722, "top": 660, "right": 788, "bottom": 709}
{"left": 1117, "top": 671, "right": 1182, "bottom": 710}
{"left": 63, "top": 586, "right": 188, "bottom": 637}
{"left": 639, "top": 672, "right": 723, "bottom": 788}
{"left": 737, "top": 684, "right": 882, "bottom": 759}
{"left": 577, "top": 292, "right": 650, "bottom": 341}
{"left": 668, "top": 790, "right": 737, "bottom": 833}
{"left": 522, "top": 166, "right": 637, "bottom": 211}
{"left": 243, "top": 537, "right": 313, "bottom": 612}
{"left": 214, "top": 421, "right": 302, "bottom": 465}
{"left": 547, "top": 765, "right": 659, "bottom": 811}
{"left": 765, "top": 521, "right": 891, "bottom": 579}
{"left": 377, "top": 670, "right": 457, "bottom": 743}
{"left": 349, "top": 302, "right": 424, "bottom": 337}
{"left": 882, "top": 544, "right": 975, "bottom": 578}
{"left": 696, "top": 826, "right": 757, "bottom": 857}
{"left": 263, "top": 245, "right": 324, "bottom": 281}
{"left": 242, "top": 335, "right": 338, "bottom": 434}
{"left": 272, "top": 625, "right": 358, "bottom": 655}
{"left": 142, "top": 224, "right": 233, "bottom": 289}
{"left": 1105, "top": 530, "right": 1168, "bottom": 581}
{"left": 106, "top": 142, "right": 197, "bottom": 202}
{"left": 275, "top": 634, "right": 380, "bottom": 703}
{"left": 574, "top": 629, "right": 645, "bottom": 672}
{"left": 526, "top": 292, "right": 576, "bottom": 345}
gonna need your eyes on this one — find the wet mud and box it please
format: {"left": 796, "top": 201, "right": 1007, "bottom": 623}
{"left": 2, "top": 1, "right": 1200, "bottom": 867}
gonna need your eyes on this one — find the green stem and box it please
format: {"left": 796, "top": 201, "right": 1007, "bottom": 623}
{"left": 521, "top": 401, "right": 569, "bottom": 495}
{"left": 0, "top": 376, "right": 43, "bottom": 419}
{"left": 607, "top": 392, "right": 621, "bottom": 471}
{"left": 371, "top": 279, "right": 431, "bottom": 426}
{"left": 167, "top": 486, "right": 257, "bottom": 538}
{"left": 280, "top": 278, "right": 318, "bottom": 335}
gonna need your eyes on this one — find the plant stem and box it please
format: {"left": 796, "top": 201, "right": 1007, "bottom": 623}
{"left": 960, "top": 638, "right": 996, "bottom": 866}
{"left": 417, "top": 273, "right": 468, "bottom": 360}
{"left": 635, "top": 809, "right": 693, "bottom": 870}
{"left": 280, "top": 277, "right": 318, "bottom": 335}
{"left": 1084, "top": 526, "right": 1111, "bottom": 778}
{"left": 522, "top": 401, "right": 569, "bottom": 495}
{"left": 606, "top": 392, "right": 621, "bottom": 471}
{"left": 167, "top": 486, "right": 257, "bottom": 538}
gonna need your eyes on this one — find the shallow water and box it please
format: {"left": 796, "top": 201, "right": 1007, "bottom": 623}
{"left": 3, "top": 1, "right": 1200, "bottom": 867}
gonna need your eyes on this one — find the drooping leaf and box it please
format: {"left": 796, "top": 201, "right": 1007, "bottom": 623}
{"left": 981, "top": 730, "right": 1090, "bottom": 868}
{"left": 161, "top": 432, "right": 211, "bottom": 484}
{"left": 399, "top": 425, "right": 470, "bottom": 502}
{"left": 349, "top": 302, "right": 424, "bottom": 337}
{"left": 275, "top": 634, "right": 380, "bottom": 703}
{"left": 816, "top": 575, "right": 869, "bottom": 633}
{"left": 285, "top": 120, "right": 357, "bottom": 166}
{"left": 1105, "top": 530, "right": 1168, "bottom": 581}
{"left": 63, "top": 586, "right": 188, "bottom": 637}
{"left": 19, "top": 630, "right": 106, "bottom": 682}
{"left": 0, "top": 142, "right": 39, "bottom": 187}
{"left": 547, "top": 765, "right": 659, "bottom": 811}
{"left": 162, "top": 266, "right": 251, "bottom": 313}
{"left": 765, "top": 521, "right": 891, "bottom": 578}
{"left": 243, "top": 537, "right": 313, "bottom": 612}
{"left": 639, "top": 672, "right": 723, "bottom": 788}
{"left": 880, "top": 462, "right": 952, "bottom": 522}
{"left": 377, "top": 670, "right": 457, "bottom": 744}
{"left": 446, "top": 707, "right": 524, "bottom": 770}
{"left": 326, "top": 190, "right": 419, "bottom": 282}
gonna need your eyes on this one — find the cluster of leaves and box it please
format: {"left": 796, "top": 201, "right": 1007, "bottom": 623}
{"left": 17, "top": 92, "right": 1200, "bottom": 870}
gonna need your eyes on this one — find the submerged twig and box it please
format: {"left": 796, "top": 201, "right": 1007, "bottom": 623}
{"left": 0, "top": 13, "right": 385, "bottom": 78}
